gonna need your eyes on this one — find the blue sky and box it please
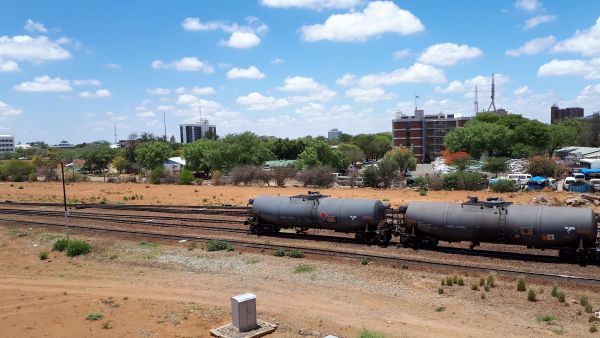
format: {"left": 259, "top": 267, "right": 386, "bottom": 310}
{"left": 2, "top": 0, "right": 600, "bottom": 144}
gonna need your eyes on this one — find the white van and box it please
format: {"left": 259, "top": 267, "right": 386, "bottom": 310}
{"left": 563, "top": 177, "right": 576, "bottom": 191}
{"left": 572, "top": 173, "right": 585, "bottom": 182}
{"left": 508, "top": 174, "right": 531, "bottom": 185}
{"left": 590, "top": 178, "right": 600, "bottom": 192}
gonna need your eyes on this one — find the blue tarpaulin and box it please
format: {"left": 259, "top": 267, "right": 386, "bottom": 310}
{"left": 530, "top": 176, "right": 547, "bottom": 182}
{"left": 580, "top": 168, "right": 600, "bottom": 174}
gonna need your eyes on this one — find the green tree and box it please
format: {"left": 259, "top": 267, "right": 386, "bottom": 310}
{"left": 352, "top": 134, "right": 391, "bottom": 160}
{"left": 134, "top": 141, "right": 172, "bottom": 169}
{"left": 268, "top": 138, "right": 306, "bottom": 160}
{"left": 557, "top": 118, "right": 590, "bottom": 146}
{"left": 337, "top": 143, "right": 365, "bottom": 164}
{"left": 548, "top": 123, "right": 578, "bottom": 154}
{"left": 0, "top": 160, "right": 36, "bottom": 182}
{"left": 179, "top": 169, "right": 194, "bottom": 185}
{"left": 362, "top": 166, "right": 380, "bottom": 188}
{"left": 80, "top": 144, "right": 115, "bottom": 172}
{"left": 482, "top": 157, "right": 508, "bottom": 177}
{"left": 296, "top": 140, "right": 347, "bottom": 170}
{"left": 377, "top": 157, "right": 399, "bottom": 188}
{"left": 526, "top": 156, "right": 556, "bottom": 177}
{"left": 182, "top": 140, "right": 216, "bottom": 172}
{"left": 111, "top": 155, "right": 130, "bottom": 173}
{"left": 383, "top": 147, "right": 417, "bottom": 174}
{"left": 513, "top": 120, "right": 550, "bottom": 154}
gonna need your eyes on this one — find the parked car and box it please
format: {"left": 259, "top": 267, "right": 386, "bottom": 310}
{"left": 563, "top": 177, "right": 576, "bottom": 191}
{"left": 573, "top": 173, "right": 586, "bottom": 182}
{"left": 590, "top": 178, "right": 600, "bottom": 192}
{"left": 547, "top": 178, "right": 558, "bottom": 191}
{"left": 508, "top": 174, "right": 531, "bottom": 185}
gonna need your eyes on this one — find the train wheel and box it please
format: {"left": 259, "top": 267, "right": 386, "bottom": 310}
{"left": 558, "top": 248, "right": 576, "bottom": 260}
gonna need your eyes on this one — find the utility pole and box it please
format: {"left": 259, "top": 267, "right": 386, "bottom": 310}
{"left": 414, "top": 95, "right": 419, "bottom": 114}
{"left": 163, "top": 111, "right": 167, "bottom": 141}
{"left": 114, "top": 123, "right": 117, "bottom": 145}
{"left": 474, "top": 86, "right": 479, "bottom": 114}
{"left": 487, "top": 74, "right": 496, "bottom": 112}
{"left": 60, "top": 162, "right": 69, "bottom": 239}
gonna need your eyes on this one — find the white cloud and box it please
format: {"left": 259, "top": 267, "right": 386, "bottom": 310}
{"left": 104, "top": 63, "right": 122, "bottom": 69}
{"left": 346, "top": 86, "right": 394, "bottom": 102}
{"left": 434, "top": 80, "right": 464, "bottom": 94}
{"left": 515, "top": 0, "right": 541, "bottom": 12}
{"left": 392, "top": 49, "right": 411, "bottom": 60}
{"left": 147, "top": 88, "right": 171, "bottom": 95}
{"left": 277, "top": 76, "right": 337, "bottom": 102}
{"left": 300, "top": 1, "right": 424, "bottom": 42}
{"left": 523, "top": 15, "right": 557, "bottom": 30}
{"left": 0, "top": 100, "right": 23, "bottom": 118}
{"left": 151, "top": 57, "right": 214, "bottom": 72}
{"left": 136, "top": 111, "right": 156, "bottom": 118}
{"left": 24, "top": 19, "right": 47, "bottom": 33}
{"left": 226, "top": 65, "right": 266, "bottom": 79}
{"left": 514, "top": 86, "right": 530, "bottom": 95}
{"left": 553, "top": 17, "right": 600, "bottom": 56}
{"left": 181, "top": 18, "right": 232, "bottom": 32}
{"left": 260, "top": 0, "right": 360, "bottom": 10}
{"left": 236, "top": 92, "right": 289, "bottom": 110}
{"left": 79, "top": 89, "right": 111, "bottom": 98}
{"left": 576, "top": 84, "right": 600, "bottom": 103}
{"left": 537, "top": 58, "right": 600, "bottom": 79}
{"left": 418, "top": 43, "right": 482, "bottom": 66}
{"left": 0, "top": 59, "right": 19, "bottom": 72}
{"left": 175, "top": 95, "right": 222, "bottom": 113}
{"left": 0, "top": 35, "right": 70, "bottom": 62}
{"left": 73, "top": 79, "right": 101, "bottom": 86}
{"left": 434, "top": 74, "right": 509, "bottom": 94}
{"left": 157, "top": 105, "right": 176, "bottom": 111}
{"left": 222, "top": 31, "right": 261, "bottom": 49}
{"left": 13, "top": 75, "right": 72, "bottom": 92}
{"left": 335, "top": 73, "right": 355, "bottom": 86}
{"left": 356, "top": 63, "right": 446, "bottom": 87}
{"left": 270, "top": 58, "right": 284, "bottom": 64}
{"left": 506, "top": 36, "right": 556, "bottom": 56}
{"left": 175, "top": 86, "right": 216, "bottom": 95}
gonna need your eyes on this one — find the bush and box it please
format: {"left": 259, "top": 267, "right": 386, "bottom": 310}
{"left": 482, "top": 157, "right": 508, "bottom": 176}
{"left": 471, "top": 284, "right": 479, "bottom": 291}
{"left": 445, "top": 276, "right": 453, "bottom": 286}
{"left": 296, "top": 166, "right": 335, "bottom": 188}
{"left": 435, "top": 306, "right": 446, "bottom": 312}
{"left": 419, "top": 189, "right": 427, "bottom": 196}
{"left": 66, "top": 240, "right": 92, "bottom": 257}
{"left": 557, "top": 291, "right": 566, "bottom": 303}
{"left": 517, "top": 276, "right": 526, "bottom": 291}
{"left": 414, "top": 176, "right": 430, "bottom": 190}
{"left": 53, "top": 238, "right": 70, "bottom": 252}
{"left": 457, "top": 277, "right": 464, "bottom": 286}
{"left": 362, "top": 166, "right": 380, "bottom": 188}
{"left": 85, "top": 312, "right": 103, "bottom": 321}
{"left": 294, "top": 264, "right": 314, "bottom": 273}
{"left": 361, "top": 258, "right": 370, "bottom": 265}
{"left": 590, "top": 324, "right": 598, "bottom": 333}
{"left": 271, "top": 166, "right": 297, "bottom": 187}
{"left": 287, "top": 249, "right": 304, "bottom": 258}
{"left": 211, "top": 170, "right": 223, "bottom": 185}
{"left": 481, "top": 293, "right": 486, "bottom": 299}
{"left": 581, "top": 295, "right": 590, "bottom": 308}
{"left": 442, "top": 172, "right": 482, "bottom": 190}
{"left": 273, "top": 248, "right": 286, "bottom": 257}
{"left": 585, "top": 303, "right": 593, "bottom": 313}
{"left": 357, "top": 329, "right": 386, "bottom": 338}
{"left": 486, "top": 274, "right": 496, "bottom": 288}
{"left": 528, "top": 289, "right": 537, "bottom": 302}
{"left": 438, "top": 287, "right": 444, "bottom": 294}
{"left": 551, "top": 286, "right": 559, "bottom": 298}
{"left": 490, "top": 179, "right": 518, "bottom": 193}
{"left": 39, "top": 251, "right": 49, "bottom": 260}
{"left": 526, "top": 156, "right": 557, "bottom": 177}
{"left": 0, "top": 160, "right": 36, "bottom": 182}
{"left": 149, "top": 167, "right": 165, "bottom": 184}
{"left": 230, "top": 165, "right": 270, "bottom": 186}
{"left": 206, "top": 240, "right": 232, "bottom": 252}
{"left": 484, "top": 284, "right": 490, "bottom": 292}
{"left": 536, "top": 314, "right": 556, "bottom": 323}
{"left": 178, "top": 169, "right": 194, "bottom": 185}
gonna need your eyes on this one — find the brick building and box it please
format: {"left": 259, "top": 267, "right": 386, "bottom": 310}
{"left": 550, "top": 104, "right": 583, "bottom": 124}
{"left": 392, "top": 110, "right": 470, "bottom": 163}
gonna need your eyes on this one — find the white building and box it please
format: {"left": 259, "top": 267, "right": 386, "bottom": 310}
{"left": 0, "top": 135, "right": 15, "bottom": 153}
{"left": 328, "top": 128, "right": 343, "bottom": 141}
{"left": 163, "top": 157, "right": 186, "bottom": 172}
{"left": 180, "top": 119, "right": 216, "bottom": 144}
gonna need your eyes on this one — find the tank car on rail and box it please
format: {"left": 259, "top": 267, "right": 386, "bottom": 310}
{"left": 246, "top": 191, "right": 392, "bottom": 244}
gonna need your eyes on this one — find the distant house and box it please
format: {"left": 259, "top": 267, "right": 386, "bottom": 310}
{"left": 555, "top": 147, "right": 600, "bottom": 161}
{"left": 263, "top": 160, "right": 296, "bottom": 169}
{"left": 163, "top": 157, "right": 186, "bottom": 172}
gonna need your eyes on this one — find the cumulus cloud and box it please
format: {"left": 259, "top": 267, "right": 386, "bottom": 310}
{"left": 434, "top": 80, "right": 464, "bottom": 94}
{"left": 270, "top": 58, "right": 284, "bottom": 64}
{"left": 277, "top": 76, "right": 337, "bottom": 102}
{"left": 506, "top": 36, "right": 556, "bottom": 56}
{"left": 434, "top": 74, "right": 509, "bottom": 94}
{"left": 147, "top": 88, "right": 171, "bottom": 95}
{"left": 13, "top": 75, "right": 72, "bottom": 92}
{"left": 104, "top": 63, "right": 122, "bottom": 69}
{"left": 300, "top": 1, "right": 424, "bottom": 42}
{"left": 151, "top": 57, "right": 214, "bottom": 72}
{"left": 515, "top": 0, "right": 542, "bottom": 12}
{"left": 182, "top": 16, "right": 267, "bottom": 49}
{"left": 0, "top": 59, "right": 19, "bottom": 72}
{"left": 345, "top": 87, "right": 394, "bottom": 102}
{"left": 335, "top": 73, "right": 355, "bottom": 86}
{"left": 553, "top": 17, "right": 600, "bottom": 56}
{"left": 0, "top": 100, "right": 23, "bottom": 119}
{"left": 24, "top": 19, "right": 47, "bottom": 33}
{"left": 514, "top": 86, "right": 530, "bottom": 96}
{"left": 226, "top": 66, "right": 265, "bottom": 79}
{"left": 136, "top": 111, "right": 156, "bottom": 118}
{"left": 79, "top": 89, "right": 112, "bottom": 98}
{"left": 418, "top": 43, "right": 482, "bottom": 66}
{"left": 260, "top": 0, "right": 360, "bottom": 10}
{"left": 236, "top": 92, "right": 289, "bottom": 110}
{"left": 356, "top": 63, "right": 446, "bottom": 87}
{"left": 175, "top": 86, "right": 216, "bottom": 95}
{"left": 392, "top": 49, "right": 411, "bottom": 60}
{"left": 537, "top": 58, "right": 600, "bottom": 79}
{"left": 523, "top": 15, "right": 557, "bottom": 30}
{"left": 0, "top": 35, "right": 70, "bottom": 62}
{"left": 73, "top": 79, "right": 101, "bottom": 86}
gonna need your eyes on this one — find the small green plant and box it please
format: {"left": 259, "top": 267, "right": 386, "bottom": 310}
{"left": 66, "top": 240, "right": 92, "bottom": 257}
{"left": 457, "top": 277, "right": 464, "bottom": 286}
{"left": 273, "top": 248, "right": 286, "bottom": 257}
{"left": 471, "top": 284, "right": 479, "bottom": 291}
{"left": 486, "top": 274, "right": 496, "bottom": 288}
{"left": 294, "top": 264, "right": 314, "bottom": 273}
{"left": 435, "top": 306, "right": 446, "bottom": 312}
{"left": 590, "top": 315, "right": 600, "bottom": 323}
{"left": 590, "top": 324, "right": 598, "bottom": 333}
{"left": 551, "top": 286, "right": 559, "bottom": 298}
{"left": 536, "top": 314, "right": 556, "bottom": 323}
{"left": 39, "top": 251, "right": 49, "bottom": 260}
{"left": 557, "top": 291, "right": 566, "bottom": 303}
{"left": 585, "top": 303, "right": 594, "bottom": 314}
{"left": 517, "top": 276, "right": 526, "bottom": 292}
{"left": 452, "top": 275, "right": 459, "bottom": 284}
{"left": 356, "top": 328, "right": 386, "bottom": 338}
{"left": 401, "top": 264, "right": 408, "bottom": 269}
{"left": 108, "top": 254, "right": 118, "bottom": 260}
{"left": 53, "top": 238, "right": 69, "bottom": 251}
{"left": 206, "top": 240, "right": 232, "bottom": 252}
{"left": 361, "top": 258, "right": 371, "bottom": 265}
{"left": 445, "top": 276, "right": 453, "bottom": 286}
{"left": 484, "top": 284, "right": 490, "bottom": 292}
{"left": 287, "top": 249, "right": 304, "bottom": 258}
{"left": 438, "top": 287, "right": 444, "bottom": 295}
{"left": 581, "top": 295, "right": 590, "bottom": 307}
{"left": 139, "top": 241, "right": 160, "bottom": 248}
{"left": 479, "top": 277, "right": 485, "bottom": 286}
{"left": 102, "top": 321, "right": 112, "bottom": 329}
{"left": 187, "top": 242, "right": 197, "bottom": 251}
{"left": 481, "top": 293, "right": 486, "bottom": 299}
{"left": 419, "top": 189, "right": 427, "bottom": 196}
{"left": 86, "top": 312, "right": 104, "bottom": 321}
{"left": 550, "top": 327, "right": 565, "bottom": 335}
{"left": 441, "top": 279, "right": 445, "bottom": 286}
{"left": 528, "top": 288, "right": 537, "bottom": 302}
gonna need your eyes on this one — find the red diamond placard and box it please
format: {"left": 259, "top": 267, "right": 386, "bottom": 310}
{"left": 320, "top": 211, "right": 327, "bottom": 219}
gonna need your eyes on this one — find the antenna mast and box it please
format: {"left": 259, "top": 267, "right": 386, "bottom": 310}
{"left": 163, "top": 111, "right": 167, "bottom": 141}
{"left": 113, "top": 123, "right": 117, "bottom": 144}
{"left": 474, "top": 86, "right": 479, "bottom": 114}
{"left": 487, "top": 74, "right": 496, "bottom": 112}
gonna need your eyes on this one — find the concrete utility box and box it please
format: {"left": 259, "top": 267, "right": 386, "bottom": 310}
{"left": 231, "top": 293, "right": 258, "bottom": 332}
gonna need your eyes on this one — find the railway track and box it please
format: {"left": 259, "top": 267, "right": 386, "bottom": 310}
{"left": 1, "top": 217, "right": 599, "bottom": 285}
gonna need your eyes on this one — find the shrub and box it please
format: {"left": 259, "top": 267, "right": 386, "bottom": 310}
{"left": 102, "top": 321, "right": 112, "bottom": 329}
{"left": 435, "top": 306, "right": 446, "bottom": 312}
{"left": 438, "top": 287, "right": 444, "bottom": 294}
{"left": 557, "top": 291, "right": 566, "bottom": 303}
{"left": 85, "top": 312, "right": 103, "bottom": 321}
{"left": 445, "top": 276, "right": 453, "bottom": 286}
{"left": 211, "top": 170, "right": 223, "bottom": 185}
{"left": 457, "top": 277, "right": 464, "bottom": 286}
{"left": 179, "top": 169, "right": 194, "bottom": 185}
{"left": 273, "top": 248, "right": 286, "bottom": 257}
{"left": 486, "top": 274, "right": 496, "bottom": 288}
{"left": 585, "top": 303, "right": 593, "bottom": 313}
{"left": 296, "top": 166, "right": 335, "bottom": 188}
{"left": 517, "top": 276, "right": 526, "bottom": 292}
{"left": 271, "top": 166, "right": 297, "bottom": 187}
{"left": 471, "top": 284, "right": 479, "bottom": 291}
{"left": 551, "top": 286, "right": 559, "bottom": 298}
{"left": 149, "top": 167, "right": 165, "bottom": 184}
{"left": 484, "top": 284, "right": 490, "bottom": 292}
{"left": 206, "top": 240, "right": 232, "bottom": 252}
{"left": 490, "top": 179, "right": 518, "bottom": 193}
{"left": 53, "top": 238, "right": 70, "bottom": 252}
{"left": 590, "top": 324, "right": 598, "bottom": 333}
{"left": 481, "top": 293, "right": 486, "bottom": 299}
{"left": 526, "top": 156, "right": 557, "bottom": 178}
{"left": 294, "top": 264, "right": 314, "bottom": 273}
{"left": 590, "top": 315, "right": 600, "bottom": 323}
{"left": 0, "top": 160, "right": 36, "bottom": 182}
{"left": 414, "top": 176, "right": 430, "bottom": 190}
{"left": 479, "top": 278, "right": 485, "bottom": 286}
{"left": 536, "top": 314, "right": 556, "bottom": 323}
{"left": 357, "top": 329, "right": 386, "bottom": 338}
{"left": 287, "top": 249, "right": 304, "bottom": 258}
{"left": 482, "top": 157, "right": 509, "bottom": 176}
{"left": 441, "top": 279, "right": 445, "bottom": 286}
{"left": 443, "top": 172, "right": 482, "bottom": 191}
{"left": 581, "top": 295, "right": 590, "bottom": 308}
{"left": 66, "top": 240, "right": 92, "bottom": 257}
{"left": 528, "top": 289, "right": 537, "bottom": 302}
{"left": 231, "top": 165, "right": 266, "bottom": 186}
{"left": 362, "top": 166, "right": 381, "bottom": 188}
{"left": 419, "top": 189, "right": 427, "bottom": 196}
{"left": 39, "top": 251, "right": 49, "bottom": 260}
{"left": 361, "top": 258, "right": 370, "bottom": 265}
